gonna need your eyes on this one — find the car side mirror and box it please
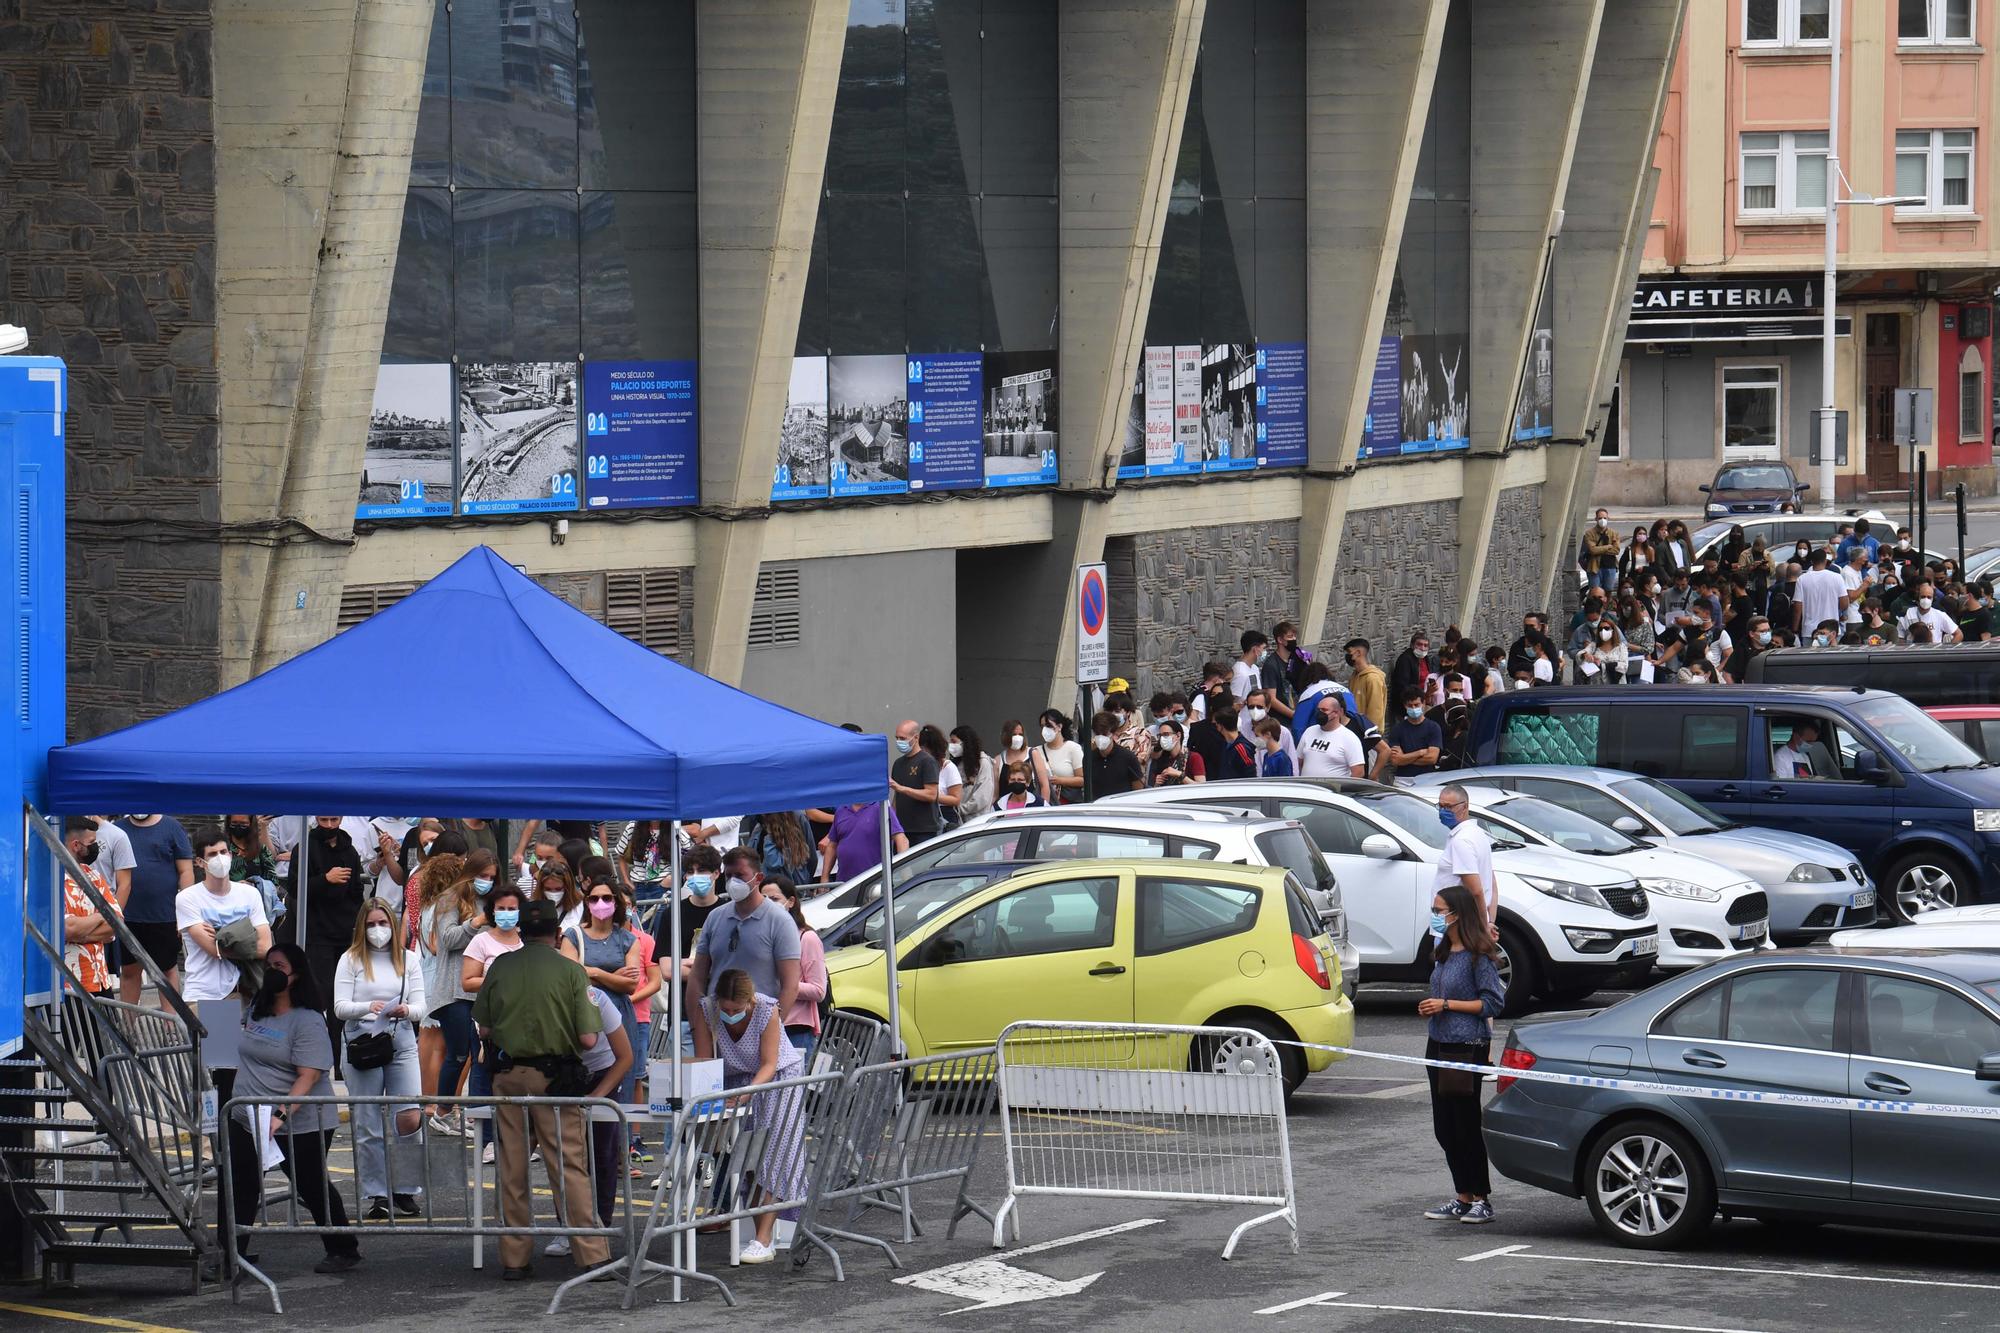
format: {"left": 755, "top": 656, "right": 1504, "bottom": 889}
{"left": 1978, "top": 1052, "right": 2000, "bottom": 1082}
{"left": 1796, "top": 482, "right": 1811, "bottom": 492}
{"left": 1697, "top": 484, "right": 1712, "bottom": 493}
{"left": 1360, "top": 833, "right": 1401, "bottom": 861}
{"left": 1612, "top": 815, "right": 1646, "bottom": 835}
{"left": 1854, "top": 748, "right": 1885, "bottom": 781}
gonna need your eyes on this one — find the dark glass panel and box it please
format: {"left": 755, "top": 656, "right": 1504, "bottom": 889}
{"left": 577, "top": 0, "right": 696, "bottom": 191}
{"left": 453, "top": 189, "right": 581, "bottom": 362}
{"left": 1254, "top": 196, "right": 1305, "bottom": 344}
{"left": 828, "top": 194, "right": 908, "bottom": 355}
{"left": 1253, "top": 0, "right": 1305, "bottom": 199}
{"left": 981, "top": 0, "right": 1058, "bottom": 196}
{"left": 383, "top": 188, "right": 454, "bottom": 362}
{"left": 580, "top": 191, "right": 698, "bottom": 361}
{"left": 828, "top": 0, "right": 907, "bottom": 194}
{"left": 450, "top": 0, "right": 580, "bottom": 189}
{"left": 908, "top": 194, "right": 987, "bottom": 353}
{"left": 980, "top": 193, "right": 1057, "bottom": 351}
{"left": 1146, "top": 194, "right": 1201, "bottom": 345}
{"left": 1198, "top": 6, "right": 1256, "bottom": 200}
{"left": 1200, "top": 197, "right": 1254, "bottom": 344}
{"left": 797, "top": 199, "right": 831, "bottom": 357}
{"left": 906, "top": 0, "right": 982, "bottom": 194}
{"left": 411, "top": 0, "right": 451, "bottom": 187}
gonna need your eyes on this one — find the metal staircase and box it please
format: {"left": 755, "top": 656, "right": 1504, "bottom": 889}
{"left": 0, "top": 810, "right": 216, "bottom": 1290}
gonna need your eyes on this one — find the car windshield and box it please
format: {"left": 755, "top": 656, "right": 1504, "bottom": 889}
{"left": 1255, "top": 827, "right": 1339, "bottom": 899}
{"left": 858, "top": 872, "right": 1002, "bottom": 948}
{"left": 1358, "top": 791, "right": 1451, "bottom": 850}
{"left": 1497, "top": 795, "right": 1641, "bottom": 854}
{"left": 1610, "top": 778, "right": 1729, "bottom": 835}
{"left": 1716, "top": 465, "right": 1793, "bottom": 491}
{"left": 1847, "top": 694, "right": 1986, "bottom": 773}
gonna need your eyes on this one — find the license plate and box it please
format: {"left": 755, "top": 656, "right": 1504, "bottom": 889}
{"left": 1851, "top": 890, "right": 1876, "bottom": 909}
{"left": 1629, "top": 935, "right": 1659, "bottom": 957}
{"left": 1734, "top": 920, "right": 1768, "bottom": 942}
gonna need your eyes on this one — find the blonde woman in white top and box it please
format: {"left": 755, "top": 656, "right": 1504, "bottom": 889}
{"left": 334, "top": 898, "right": 429, "bottom": 1219}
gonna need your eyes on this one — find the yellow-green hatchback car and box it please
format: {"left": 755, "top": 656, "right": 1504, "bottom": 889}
{"left": 824, "top": 858, "right": 1353, "bottom": 1094}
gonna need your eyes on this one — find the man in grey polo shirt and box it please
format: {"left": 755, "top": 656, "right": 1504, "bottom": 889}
{"left": 686, "top": 846, "right": 801, "bottom": 1058}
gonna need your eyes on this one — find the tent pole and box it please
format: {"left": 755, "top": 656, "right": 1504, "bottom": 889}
{"left": 296, "top": 814, "right": 311, "bottom": 946}
{"left": 668, "top": 833, "right": 682, "bottom": 1104}
{"left": 879, "top": 800, "right": 901, "bottom": 1059}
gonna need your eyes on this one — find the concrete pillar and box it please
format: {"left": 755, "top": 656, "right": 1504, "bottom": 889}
{"left": 686, "top": 0, "right": 849, "bottom": 685}
{"left": 1455, "top": 0, "right": 1603, "bottom": 629}
{"left": 1296, "top": 0, "right": 1451, "bottom": 649}
{"left": 215, "top": 0, "right": 434, "bottom": 681}
{"left": 1540, "top": 0, "right": 1688, "bottom": 602}
{"left": 994, "top": 0, "right": 1201, "bottom": 716}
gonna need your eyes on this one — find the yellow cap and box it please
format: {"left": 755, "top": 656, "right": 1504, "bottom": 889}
{"left": 1106, "top": 677, "right": 1131, "bottom": 695}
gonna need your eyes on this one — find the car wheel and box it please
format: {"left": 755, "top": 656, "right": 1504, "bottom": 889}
{"left": 1882, "top": 849, "right": 1970, "bottom": 923}
{"left": 1495, "top": 924, "right": 1542, "bottom": 1018}
{"left": 1583, "top": 1119, "right": 1715, "bottom": 1249}
{"left": 1191, "top": 1015, "right": 1305, "bottom": 1096}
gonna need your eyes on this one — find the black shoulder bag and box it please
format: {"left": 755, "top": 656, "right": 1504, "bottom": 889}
{"left": 345, "top": 960, "right": 405, "bottom": 1071}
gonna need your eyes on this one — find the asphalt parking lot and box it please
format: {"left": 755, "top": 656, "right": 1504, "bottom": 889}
{"left": 11, "top": 984, "right": 2000, "bottom": 1333}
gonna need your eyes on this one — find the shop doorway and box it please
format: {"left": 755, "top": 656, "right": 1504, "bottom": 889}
{"left": 1864, "top": 313, "right": 1904, "bottom": 490}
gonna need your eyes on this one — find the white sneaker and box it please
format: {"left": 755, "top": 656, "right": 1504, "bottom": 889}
{"left": 739, "top": 1240, "right": 775, "bottom": 1265}
{"left": 544, "top": 1236, "right": 571, "bottom": 1257}
{"left": 481, "top": 1142, "right": 495, "bottom": 1165}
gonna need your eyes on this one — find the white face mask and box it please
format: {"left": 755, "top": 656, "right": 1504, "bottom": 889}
{"left": 1920, "top": 596, "right": 1933, "bottom": 609}
{"left": 1041, "top": 726, "right": 1060, "bottom": 745}
{"left": 366, "top": 925, "right": 392, "bottom": 950}
{"left": 205, "top": 853, "right": 232, "bottom": 881}
{"left": 1246, "top": 707, "right": 1267, "bottom": 723}
{"left": 1159, "top": 734, "right": 1178, "bottom": 752}
{"left": 1092, "top": 734, "right": 1113, "bottom": 752}
{"left": 1008, "top": 734, "right": 1025, "bottom": 750}
{"left": 725, "top": 876, "right": 754, "bottom": 903}
{"left": 947, "top": 740, "right": 963, "bottom": 758}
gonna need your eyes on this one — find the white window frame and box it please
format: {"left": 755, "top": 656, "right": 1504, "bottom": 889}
{"left": 1717, "top": 357, "right": 1788, "bottom": 461}
{"left": 1895, "top": 129, "right": 1977, "bottom": 215}
{"left": 1899, "top": 0, "right": 1977, "bottom": 45}
{"left": 1739, "top": 131, "right": 1831, "bottom": 216}
{"left": 1744, "top": 0, "right": 1833, "bottom": 47}
{"left": 1961, "top": 345, "right": 1986, "bottom": 442}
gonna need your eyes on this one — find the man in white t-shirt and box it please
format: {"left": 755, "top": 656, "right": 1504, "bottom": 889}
{"left": 1230, "top": 630, "right": 1268, "bottom": 704}
{"left": 1897, "top": 583, "right": 1963, "bottom": 643}
{"left": 175, "top": 836, "right": 271, "bottom": 1002}
{"left": 1296, "top": 694, "right": 1366, "bottom": 778}
{"left": 1432, "top": 785, "right": 1497, "bottom": 935}
{"left": 1793, "top": 551, "right": 1848, "bottom": 636}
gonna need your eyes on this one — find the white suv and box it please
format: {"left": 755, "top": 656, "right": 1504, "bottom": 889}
{"left": 1102, "top": 779, "right": 1660, "bottom": 1011}
{"left": 1408, "top": 786, "right": 1770, "bottom": 971}
{"left": 801, "top": 804, "right": 1359, "bottom": 995}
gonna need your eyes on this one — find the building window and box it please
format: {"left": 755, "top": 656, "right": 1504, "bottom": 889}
{"left": 1740, "top": 132, "right": 1829, "bottom": 214}
{"left": 1722, "top": 363, "right": 1784, "bottom": 457}
{"left": 1746, "top": 0, "right": 1831, "bottom": 45}
{"left": 1895, "top": 129, "right": 1976, "bottom": 212}
{"left": 748, "top": 565, "right": 804, "bottom": 650}
{"left": 1900, "top": 0, "right": 1976, "bottom": 43}
{"left": 1961, "top": 345, "right": 1986, "bottom": 442}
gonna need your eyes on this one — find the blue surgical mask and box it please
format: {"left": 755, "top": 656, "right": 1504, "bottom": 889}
{"left": 1429, "top": 912, "right": 1449, "bottom": 937}
{"left": 473, "top": 877, "right": 494, "bottom": 895}
{"left": 895, "top": 738, "right": 912, "bottom": 755}
{"left": 1437, "top": 807, "right": 1459, "bottom": 829}
{"left": 493, "top": 908, "right": 520, "bottom": 930}
{"left": 1406, "top": 706, "right": 1424, "bottom": 721}
{"left": 685, "top": 874, "right": 713, "bottom": 897}
{"left": 720, "top": 1007, "right": 750, "bottom": 1026}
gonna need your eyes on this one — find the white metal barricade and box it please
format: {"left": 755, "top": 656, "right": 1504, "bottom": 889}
{"left": 992, "top": 1021, "right": 1298, "bottom": 1259}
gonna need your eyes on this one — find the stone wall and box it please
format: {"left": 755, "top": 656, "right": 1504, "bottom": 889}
{"left": 1107, "top": 520, "right": 1301, "bottom": 701}
{"left": 1325, "top": 499, "right": 1460, "bottom": 655}
{"left": 0, "top": 0, "right": 219, "bottom": 740}
{"left": 1472, "top": 483, "right": 1546, "bottom": 636}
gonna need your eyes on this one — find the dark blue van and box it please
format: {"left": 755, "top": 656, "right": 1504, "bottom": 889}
{"left": 1467, "top": 685, "right": 2000, "bottom": 919}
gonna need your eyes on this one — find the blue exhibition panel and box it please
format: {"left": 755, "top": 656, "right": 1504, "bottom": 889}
{"left": 0, "top": 356, "right": 66, "bottom": 1056}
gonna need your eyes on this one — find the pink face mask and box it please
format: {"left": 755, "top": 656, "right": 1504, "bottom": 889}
{"left": 587, "top": 898, "right": 617, "bottom": 921}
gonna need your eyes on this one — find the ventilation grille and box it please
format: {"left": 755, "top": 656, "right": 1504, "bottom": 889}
{"left": 337, "top": 582, "right": 419, "bottom": 631}
{"left": 16, "top": 614, "right": 29, "bottom": 723}
{"left": 748, "top": 565, "right": 803, "bottom": 650}
{"left": 16, "top": 484, "right": 31, "bottom": 725}
{"left": 605, "top": 568, "right": 683, "bottom": 656}
{"left": 15, "top": 487, "right": 28, "bottom": 601}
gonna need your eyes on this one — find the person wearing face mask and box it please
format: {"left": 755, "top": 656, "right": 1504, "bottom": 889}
{"left": 62, "top": 817, "right": 123, "bottom": 999}
{"left": 948, "top": 726, "right": 997, "bottom": 823}
{"left": 1038, "top": 709, "right": 1086, "bottom": 805}
{"left": 995, "top": 718, "right": 1053, "bottom": 805}
{"left": 334, "top": 899, "right": 428, "bottom": 1219}
{"left": 224, "top": 815, "right": 284, "bottom": 929}
{"left": 176, "top": 831, "right": 273, "bottom": 1005}
{"left": 292, "top": 815, "right": 365, "bottom": 1058}
{"left": 1416, "top": 883, "right": 1506, "bottom": 1227}
{"left": 1104, "top": 691, "right": 1153, "bottom": 766}
{"left": 1240, "top": 687, "right": 1296, "bottom": 769}
{"left": 1261, "top": 621, "right": 1306, "bottom": 720}
{"left": 1577, "top": 617, "right": 1628, "bottom": 687}
{"left": 418, "top": 851, "right": 481, "bottom": 1137}
{"left": 687, "top": 849, "right": 802, "bottom": 1063}
{"left": 1087, "top": 709, "right": 1150, "bottom": 794}
{"left": 1431, "top": 785, "right": 1497, "bottom": 940}
{"left": 558, "top": 871, "right": 642, "bottom": 1076}
{"left": 919, "top": 724, "right": 965, "bottom": 833}
{"left": 114, "top": 813, "right": 194, "bottom": 1005}
{"left": 1230, "top": 629, "right": 1270, "bottom": 703}
{"left": 1728, "top": 615, "right": 1774, "bottom": 681}
{"left": 1375, "top": 688, "right": 1444, "bottom": 784}
{"left": 700, "top": 968, "right": 808, "bottom": 1264}
{"left": 889, "top": 719, "right": 942, "bottom": 845}
{"left": 461, "top": 885, "right": 526, "bottom": 1163}
{"left": 1146, "top": 719, "right": 1205, "bottom": 785}
{"left": 1898, "top": 581, "right": 1963, "bottom": 643}
{"left": 1343, "top": 638, "right": 1388, "bottom": 731}
{"left": 996, "top": 760, "right": 1047, "bottom": 808}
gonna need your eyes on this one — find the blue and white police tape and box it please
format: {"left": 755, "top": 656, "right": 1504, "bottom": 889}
{"left": 1269, "top": 1039, "right": 2000, "bottom": 1123}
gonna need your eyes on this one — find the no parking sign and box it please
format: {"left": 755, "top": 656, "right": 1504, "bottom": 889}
{"left": 1076, "top": 562, "right": 1109, "bottom": 685}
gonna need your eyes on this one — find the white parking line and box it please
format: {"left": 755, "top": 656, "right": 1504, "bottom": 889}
{"left": 1472, "top": 1243, "right": 2000, "bottom": 1293}
{"left": 1252, "top": 1291, "right": 1763, "bottom": 1332}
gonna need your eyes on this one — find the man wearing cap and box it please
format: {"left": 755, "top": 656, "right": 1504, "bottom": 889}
{"left": 473, "top": 898, "right": 606, "bottom": 1279}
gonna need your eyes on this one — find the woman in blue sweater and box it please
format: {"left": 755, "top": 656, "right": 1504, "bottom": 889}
{"left": 1417, "top": 882, "right": 1506, "bottom": 1225}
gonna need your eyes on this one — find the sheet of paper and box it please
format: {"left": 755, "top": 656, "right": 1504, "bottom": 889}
{"left": 255, "top": 1108, "right": 286, "bottom": 1171}
{"left": 1638, "top": 660, "right": 1655, "bottom": 683}
{"left": 1579, "top": 660, "right": 1599, "bottom": 678}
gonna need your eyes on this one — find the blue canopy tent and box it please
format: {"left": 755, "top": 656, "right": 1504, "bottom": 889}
{"left": 47, "top": 545, "right": 901, "bottom": 1074}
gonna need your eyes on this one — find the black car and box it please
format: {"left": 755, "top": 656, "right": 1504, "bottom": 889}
{"left": 1701, "top": 461, "right": 1810, "bottom": 519}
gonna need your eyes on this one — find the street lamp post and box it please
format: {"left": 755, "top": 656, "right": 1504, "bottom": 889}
{"left": 1818, "top": 0, "right": 1926, "bottom": 514}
